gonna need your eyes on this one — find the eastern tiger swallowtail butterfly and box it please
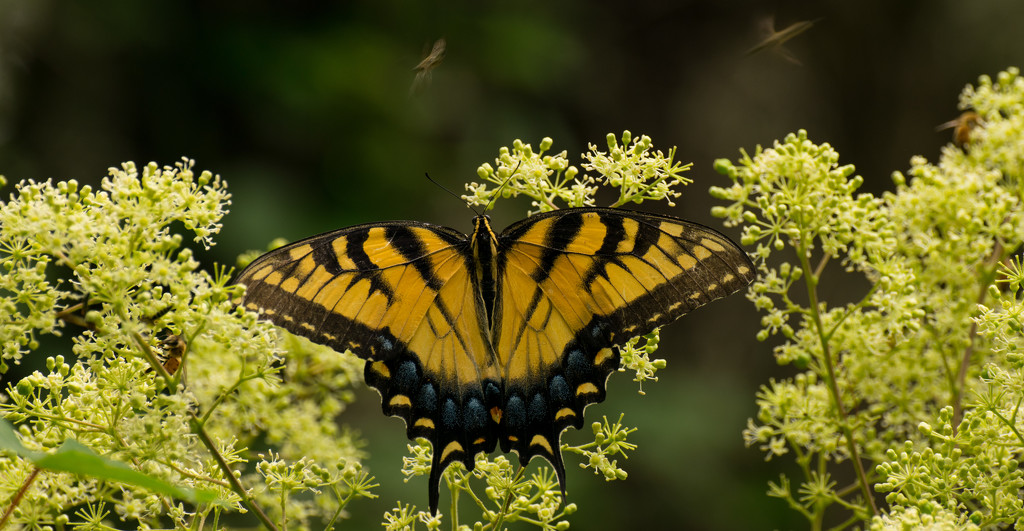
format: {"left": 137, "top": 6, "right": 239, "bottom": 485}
{"left": 235, "top": 206, "right": 755, "bottom": 513}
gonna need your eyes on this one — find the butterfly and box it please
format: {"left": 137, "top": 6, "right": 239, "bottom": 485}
{"left": 234, "top": 206, "right": 755, "bottom": 514}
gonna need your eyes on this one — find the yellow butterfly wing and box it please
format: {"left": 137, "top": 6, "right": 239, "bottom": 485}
{"left": 235, "top": 207, "right": 755, "bottom": 514}
{"left": 490, "top": 208, "right": 756, "bottom": 493}
{"left": 234, "top": 221, "right": 503, "bottom": 510}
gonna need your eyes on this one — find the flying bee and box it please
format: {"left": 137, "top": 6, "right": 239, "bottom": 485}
{"left": 936, "top": 111, "right": 981, "bottom": 149}
{"left": 745, "top": 16, "right": 820, "bottom": 65}
{"left": 410, "top": 38, "right": 446, "bottom": 96}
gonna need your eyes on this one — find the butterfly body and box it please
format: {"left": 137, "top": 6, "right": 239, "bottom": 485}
{"left": 235, "top": 207, "right": 755, "bottom": 513}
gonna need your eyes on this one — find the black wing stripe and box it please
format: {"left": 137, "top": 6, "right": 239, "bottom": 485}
{"left": 387, "top": 225, "right": 445, "bottom": 292}
{"left": 344, "top": 230, "right": 375, "bottom": 270}
{"left": 312, "top": 239, "right": 344, "bottom": 275}
{"left": 631, "top": 216, "right": 663, "bottom": 257}
{"left": 595, "top": 211, "right": 627, "bottom": 256}
{"left": 532, "top": 212, "right": 584, "bottom": 283}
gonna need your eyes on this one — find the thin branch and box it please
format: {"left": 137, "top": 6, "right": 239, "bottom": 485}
{"left": 1, "top": 467, "right": 41, "bottom": 528}
{"left": 813, "top": 253, "right": 830, "bottom": 279}
{"left": 952, "top": 238, "right": 1004, "bottom": 432}
{"left": 157, "top": 458, "right": 230, "bottom": 489}
{"left": 491, "top": 466, "right": 526, "bottom": 531}
{"left": 54, "top": 301, "right": 91, "bottom": 328}
{"left": 130, "top": 330, "right": 175, "bottom": 387}
{"left": 798, "top": 248, "right": 879, "bottom": 516}
{"left": 450, "top": 472, "right": 460, "bottom": 531}
{"left": 189, "top": 414, "right": 280, "bottom": 531}
{"left": 128, "top": 325, "right": 278, "bottom": 530}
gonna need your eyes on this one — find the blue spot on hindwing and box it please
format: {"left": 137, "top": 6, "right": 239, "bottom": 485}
{"left": 566, "top": 349, "right": 589, "bottom": 381}
{"left": 442, "top": 398, "right": 460, "bottom": 430}
{"left": 528, "top": 393, "right": 548, "bottom": 425}
{"left": 396, "top": 361, "right": 419, "bottom": 394}
{"left": 505, "top": 395, "right": 526, "bottom": 432}
{"left": 549, "top": 375, "right": 570, "bottom": 405}
{"left": 464, "top": 397, "right": 487, "bottom": 432}
{"left": 417, "top": 383, "right": 437, "bottom": 413}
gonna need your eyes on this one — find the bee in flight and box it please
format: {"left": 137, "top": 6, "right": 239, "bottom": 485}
{"left": 745, "top": 16, "right": 820, "bottom": 65}
{"left": 936, "top": 111, "right": 981, "bottom": 149}
{"left": 410, "top": 38, "right": 446, "bottom": 95}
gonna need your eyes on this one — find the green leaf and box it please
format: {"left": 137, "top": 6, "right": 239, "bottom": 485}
{"left": 0, "top": 418, "right": 220, "bottom": 504}
{"left": 0, "top": 417, "right": 43, "bottom": 461}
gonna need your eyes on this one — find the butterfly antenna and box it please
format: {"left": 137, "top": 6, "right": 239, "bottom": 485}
{"left": 424, "top": 172, "right": 482, "bottom": 216}
{"left": 483, "top": 160, "right": 523, "bottom": 214}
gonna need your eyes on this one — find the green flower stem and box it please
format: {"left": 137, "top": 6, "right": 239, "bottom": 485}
{"left": 129, "top": 319, "right": 278, "bottom": 530}
{"left": 199, "top": 372, "right": 261, "bottom": 427}
{"left": 989, "top": 397, "right": 1024, "bottom": 447}
{"left": 324, "top": 499, "right": 345, "bottom": 531}
{"left": 952, "top": 240, "right": 1004, "bottom": 431}
{"left": 459, "top": 475, "right": 486, "bottom": 511}
{"left": 492, "top": 467, "right": 527, "bottom": 531}
{"left": 813, "top": 254, "right": 830, "bottom": 279}
{"left": 325, "top": 483, "right": 367, "bottom": 530}
{"left": 158, "top": 458, "right": 230, "bottom": 488}
{"left": 189, "top": 413, "right": 280, "bottom": 531}
{"left": 796, "top": 246, "right": 878, "bottom": 517}
{"left": 451, "top": 478, "right": 460, "bottom": 531}
{"left": 18, "top": 411, "right": 106, "bottom": 433}
{"left": 612, "top": 176, "right": 658, "bottom": 207}
{"left": 828, "top": 514, "right": 863, "bottom": 531}
{"left": 129, "top": 329, "right": 175, "bottom": 387}
{"left": 53, "top": 301, "right": 90, "bottom": 328}
{"left": 823, "top": 283, "right": 881, "bottom": 343}
{"left": 612, "top": 162, "right": 686, "bottom": 208}
{"left": 279, "top": 482, "right": 288, "bottom": 531}
{"left": 952, "top": 289, "right": 986, "bottom": 433}
{"left": 812, "top": 453, "right": 827, "bottom": 531}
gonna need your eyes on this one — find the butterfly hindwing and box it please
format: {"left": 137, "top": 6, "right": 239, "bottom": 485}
{"left": 490, "top": 208, "right": 756, "bottom": 492}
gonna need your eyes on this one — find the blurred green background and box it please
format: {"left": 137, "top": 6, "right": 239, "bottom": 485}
{"left": 1, "top": 0, "right": 1022, "bottom": 529}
